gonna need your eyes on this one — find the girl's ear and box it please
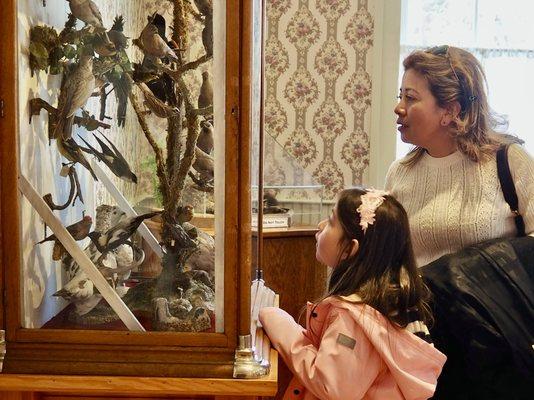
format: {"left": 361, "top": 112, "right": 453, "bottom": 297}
{"left": 347, "top": 239, "right": 359, "bottom": 258}
{"left": 441, "top": 101, "right": 461, "bottom": 126}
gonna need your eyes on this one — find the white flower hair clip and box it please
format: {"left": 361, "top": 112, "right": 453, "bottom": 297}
{"left": 356, "top": 189, "right": 390, "bottom": 233}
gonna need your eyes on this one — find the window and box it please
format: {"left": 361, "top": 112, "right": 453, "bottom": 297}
{"left": 397, "top": 0, "right": 534, "bottom": 158}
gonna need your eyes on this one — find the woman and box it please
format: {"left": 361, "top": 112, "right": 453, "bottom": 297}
{"left": 386, "top": 45, "right": 534, "bottom": 268}
{"left": 386, "top": 45, "right": 534, "bottom": 399}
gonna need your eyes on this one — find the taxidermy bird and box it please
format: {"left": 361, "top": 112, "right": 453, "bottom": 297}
{"left": 176, "top": 205, "right": 194, "bottom": 224}
{"left": 193, "top": 146, "right": 214, "bottom": 181}
{"left": 194, "top": 0, "right": 213, "bottom": 16}
{"left": 53, "top": 271, "right": 94, "bottom": 301}
{"left": 93, "top": 33, "right": 116, "bottom": 57}
{"left": 38, "top": 215, "right": 93, "bottom": 259}
{"left": 202, "top": 14, "right": 213, "bottom": 57}
{"left": 107, "top": 16, "right": 129, "bottom": 52}
{"left": 67, "top": 0, "right": 104, "bottom": 29}
{"left": 79, "top": 132, "right": 138, "bottom": 183}
{"left": 56, "top": 137, "right": 98, "bottom": 180}
{"left": 87, "top": 211, "right": 161, "bottom": 254}
{"left": 138, "top": 82, "right": 180, "bottom": 118}
{"left": 197, "top": 119, "right": 214, "bottom": 154}
{"left": 52, "top": 53, "right": 95, "bottom": 140}
{"left": 136, "top": 22, "right": 179, "bottom": 62}
{"left": 198, "top": 71, "right": 213, "bottom": 109}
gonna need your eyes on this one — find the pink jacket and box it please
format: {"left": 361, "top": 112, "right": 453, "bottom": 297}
{"left": 259, "top": 296, "right": 446, "bottom": 400}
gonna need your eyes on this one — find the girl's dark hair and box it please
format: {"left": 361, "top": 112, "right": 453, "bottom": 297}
{"left": 401, "top": 45, "right": 522, "bottom": 166}
{"left": 323, "top": 188, "right": 432, "bottom": 328}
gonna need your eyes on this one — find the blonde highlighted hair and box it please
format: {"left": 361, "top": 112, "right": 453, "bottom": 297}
{"left": 401, "top": 45, "right": 522, "bottom": 166}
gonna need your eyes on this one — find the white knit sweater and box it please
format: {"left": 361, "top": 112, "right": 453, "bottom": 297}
{"left": 385, "top": 144, "right": 534, "bottom": 267}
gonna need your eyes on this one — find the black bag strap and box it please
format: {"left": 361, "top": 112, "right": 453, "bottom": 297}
{"left": 496, "top": 145, "right": 526, "bottom": 237}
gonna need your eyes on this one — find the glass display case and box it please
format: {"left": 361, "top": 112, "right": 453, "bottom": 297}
{"left": 253, "top": 132, "right": 325, "bottom": 229}
{"left": 0, "top": 0, "right": 264, "bottom": 378}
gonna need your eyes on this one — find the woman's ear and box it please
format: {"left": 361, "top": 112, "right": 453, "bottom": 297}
{"left": 347, "top": 239, "right": 359, "bottom": 258}
{"left": 441, "top": 101, "right": 461, "bottom": 126}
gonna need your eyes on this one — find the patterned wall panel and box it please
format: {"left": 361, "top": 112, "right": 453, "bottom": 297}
{"left": 265, "top": 0, "right": 374, "bottom": 200}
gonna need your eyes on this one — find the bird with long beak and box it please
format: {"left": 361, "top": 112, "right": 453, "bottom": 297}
{"left": 87, "top": 211, "right": 161, "bottom": 255}
{"left": 37, "top": 215, "right": 93, "bottom": 244}
{"left": 79, "top": 132, "right": 138, "bottom": 183}
{"left": 67, "top": 0, "right": 104, "bottom": 29}
{"left": 52, "top": 53, "right": 95, "bottom": 140}
{"left": 136, "top": 22, "right": 179, "bottom": 62}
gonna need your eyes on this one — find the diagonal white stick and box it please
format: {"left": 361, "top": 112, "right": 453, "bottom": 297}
{"left": 90, "top": 159, "right": 163, "bottom": 259}
{"left": 18, "top": 174, "right": 145, "bottom": 332}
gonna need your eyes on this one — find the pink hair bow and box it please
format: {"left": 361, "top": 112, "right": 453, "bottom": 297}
{"left": 356, "top": 189, "right": 389, "bottom": 233}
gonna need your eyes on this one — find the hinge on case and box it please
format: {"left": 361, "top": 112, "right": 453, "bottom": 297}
{"left": 0, "top": 99, "right": 4, "bottom": 118}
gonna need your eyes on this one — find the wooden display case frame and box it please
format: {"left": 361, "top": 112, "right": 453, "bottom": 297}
{"left": 0, "top": 0, "right": 256, "bottom": 378}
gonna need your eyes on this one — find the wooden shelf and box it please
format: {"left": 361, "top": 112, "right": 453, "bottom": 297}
{"left": 0, "top": 350, "right": 277, "bottom": 397}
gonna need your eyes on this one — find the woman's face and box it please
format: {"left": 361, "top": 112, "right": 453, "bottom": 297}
{"left": 394, "top": 69, "right": 448, "bottom": 149}
{"left": 315, "top": 208, "right": 347, "bottom": 268}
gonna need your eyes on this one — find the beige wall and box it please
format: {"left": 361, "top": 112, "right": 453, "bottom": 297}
{"left": 264, "top": 0, "right": 400, "bottom": 201}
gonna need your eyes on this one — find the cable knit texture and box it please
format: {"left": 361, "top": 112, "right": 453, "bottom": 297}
{"left": 385, "top": 144, "right": 534, "bottom": 267}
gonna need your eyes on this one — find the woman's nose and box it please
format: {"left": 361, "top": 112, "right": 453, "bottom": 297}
{"left": 394, "top": 101, "right": 406, "bottom": 116}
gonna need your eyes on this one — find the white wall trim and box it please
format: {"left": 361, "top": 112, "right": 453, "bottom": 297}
{"left": 368, "top": 0, "right": 401, "bottom": 188}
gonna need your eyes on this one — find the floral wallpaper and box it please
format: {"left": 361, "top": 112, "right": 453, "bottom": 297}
{"left": 265, "top": 0, "right": 374, "bottom": 200}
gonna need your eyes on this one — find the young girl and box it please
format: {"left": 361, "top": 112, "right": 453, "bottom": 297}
{"left": 259, "top": 188, "right": 446, "bottom": 400}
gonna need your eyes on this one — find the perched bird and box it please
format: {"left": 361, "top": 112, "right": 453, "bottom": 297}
{"left": 79, "top": 132, "right": 138, "bottom": 183}
{"left": 263, "top": 189, "right": 279, "bottom": 207}
{"left": 167, "top": 223, "right": 197, "bottom": 251}
{"left": 56, "top": 137, "right": 98, "bottom": 180}
{"left": 137, "top": 22, "right": 179, "bottom": 62}
{"left": 67, "top": 0, "right": 104, "bottom": 29}
{"left": 93, "top": 33, "right": 116, "bottom": 57}
{"left": 37, "top": 215, "right": 93, "bottom": 244}
{"left": 197, "top": 119, "right": 214, "bottom": 154}
{"left": 87, "top": 211, "right": 161, "bottom": 254}
{"left": 193, "top": 146, "right": 214, "bottom": 181}
{"left": 138, "top": 82, "right": 180, "bottom": 118}
{"left": 107, "top": 72, "right": 132, "bottom": 128}
{"left": 194, "top": 0, "right": 213, "bottom": 16}
{"left": 53, "top": 271, "right": 94, "bottom": 301}
{"left": 52, "top": 54, "right": 95, "bottom": 140}
{"left": 202, "top": 14, "right": 213, "bottom": 57}
{"left": 176, "top": 205, "right": 194, "bottom": 224}
{"left": 107, "top": 16, "right": 129, "bottom": 52}
{"left": 198, "top": 71, "right": 213, "bottom": 109}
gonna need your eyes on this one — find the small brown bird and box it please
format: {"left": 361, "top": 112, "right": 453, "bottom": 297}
{"left": 37, "top": 215, "right": 93, "bottom": 244}
{"left": 198, "top": 71, "right": 213, "bottom": 109}
{"left": 193, "top": 146, "right": 214, "bottom": 181}
{"left": 79, "top": 132, "right": 138, "bottom": 183}
{"left": 67, "top": 0, "right": 104, "bottom": 29}
{"left": 57, "top": 137, "right": 98, "bottom": 180}
{"left": 202, "top": 14, "right": 213, "bottom": 57}
{"left": 93, "top": 33, "right": 116, "bottom": 57}
{"left": 52, "top": 54, "right": 95, "bottom": 140}
{"left": 197, "top": 119, "right": 214, "bottom": 154}
{"left": 177, "top": 205, "right": 194, "bottom": 224}
{"left": 138, "top": 23, "right": 179, "bottom": 62}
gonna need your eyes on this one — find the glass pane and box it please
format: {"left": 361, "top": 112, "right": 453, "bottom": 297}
{"left": 18, "top": 0, "right": 224, "bottom": 332}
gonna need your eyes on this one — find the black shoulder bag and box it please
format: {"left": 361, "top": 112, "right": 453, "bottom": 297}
{"left": 422, "top": 145, "right": 534, "bottom": 400}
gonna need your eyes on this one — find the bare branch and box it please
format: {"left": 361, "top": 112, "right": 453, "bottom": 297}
{"left": 192, "top": 105, "right": 213, "bottom": 117}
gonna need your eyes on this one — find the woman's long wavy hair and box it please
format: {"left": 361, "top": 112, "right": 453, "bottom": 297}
{"left": 402, "top": 46, "right": 522, "bottom": 166}
{"left": 318, "top": 188, "right": 432, "bottom": 328}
